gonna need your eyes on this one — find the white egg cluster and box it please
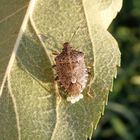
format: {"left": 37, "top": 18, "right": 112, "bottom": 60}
{"left": 67, "top": 94, "right": 84, "bottom": 104}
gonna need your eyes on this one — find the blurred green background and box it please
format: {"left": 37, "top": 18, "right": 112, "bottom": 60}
{"left": 93, "top": 0, "right": 140, "bottom": 140}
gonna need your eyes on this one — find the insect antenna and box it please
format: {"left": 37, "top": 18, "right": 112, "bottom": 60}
{"left": 66, "top": 25, "right": 83, "bottom": 51}
{"left": 69, "top": 25, "right": 81, "bottom": 43}
{"left": 39, "top": 34, "right": 60, "bottom": 54}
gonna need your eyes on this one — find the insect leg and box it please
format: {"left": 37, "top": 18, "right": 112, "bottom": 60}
{"left": 39, "top": 34, "right": 60, "bottom": 54}
{"left": 52, "top": 51, "right": 59, "bottom": 56}
{"left": 86, "top": 90, "right": 94, "bottom": 99}
{"left": 86, "top": 77, "right": 94, "bottom": 99}
{"left": 54, "top": 76, "right": 59, "bottom": 81}
{"left": 52, "top": 64, "right": 56, "bottom": 68}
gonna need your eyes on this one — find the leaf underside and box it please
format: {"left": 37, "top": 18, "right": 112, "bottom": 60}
{"left": 0, "top": 0, "right": 122, "bottom": 140}
{"left": 0, "top": 0, "right": 29, "bottom": 86}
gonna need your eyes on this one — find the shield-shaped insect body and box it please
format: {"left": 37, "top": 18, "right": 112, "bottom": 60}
{"left": 55, "top": 42, "right": 88, "bottom": 104}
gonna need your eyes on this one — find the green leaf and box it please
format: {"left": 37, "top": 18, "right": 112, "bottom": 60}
{"left": 111, "top": 116, "right": 135, "bottom": 140}
{"left": 0, "top": 0, "right": 29, "bottom": 86}
{"left": 0, "top": 0, "right": 122, "bottom": 139}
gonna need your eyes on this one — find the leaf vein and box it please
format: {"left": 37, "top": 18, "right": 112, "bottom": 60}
{"left": 0, "top": 5, "right": 28, "bottom": 24}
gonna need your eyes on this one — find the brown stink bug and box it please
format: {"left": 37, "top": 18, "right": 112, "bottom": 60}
{"left": 55, "top": 42, "right": 88, "bottom": 104}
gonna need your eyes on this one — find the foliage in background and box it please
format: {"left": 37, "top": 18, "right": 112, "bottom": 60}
{"left": 93, "top": 0, "right": 140, "bottom": 140}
